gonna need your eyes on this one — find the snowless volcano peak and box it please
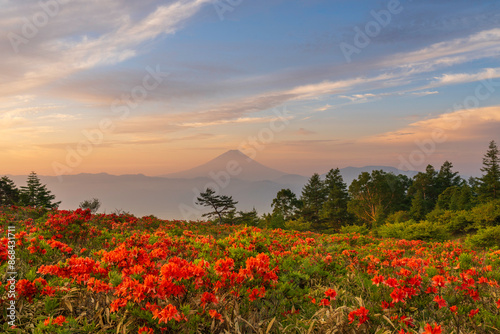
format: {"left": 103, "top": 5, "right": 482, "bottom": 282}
{"left": 164, "top": 150, "right": 288, "bottom": 181}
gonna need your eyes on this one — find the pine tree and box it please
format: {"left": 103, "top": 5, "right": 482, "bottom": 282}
{"left": 196, "top": 188, "right": 238, "bottom": 224}
{"left": 408, "top": 165, "right": 438, "bottom": 214}
{"left": 79, "top": 198, "right": 101, "bottom": 213}
{"left": 478, "top": 140, "right": 500, "bottom": 201}
{"left": 19, "top": 172, "right": 60, "bottom": 209}
{"left": 320, "top": 168, "right": 351, "bottom": 229}
{"left": 437, "top": 161, "right": 461, "bottom": 193}
{"left": 300, "top": 173, "right": 327, "bottom": 230}
{"left": 410, "top": 189, "right": 427, "bottom": 220}
{"left": 0, "top": 176, "right": 20, "bottom": 206}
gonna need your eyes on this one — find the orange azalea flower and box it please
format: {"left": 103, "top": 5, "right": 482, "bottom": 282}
{"left": 450, "top": 305, "right": 458, "bottom": 314}
{"left": 53, "top": 315, "right": 66, "bottom": 326}
{"left": 371, "top": 275, "right": 384, "bottom": 286}
{"left": 423, "top": 323, "right": 442, "bottom": 334}
{"left": 325, "top": 288, "right": 337, "bottom": 300}
{"left": 209, "top": 309, "right": 223, "bottom": 322}
{"left": 348, "top": 306, "right": 369, "bottom": 326}
{"left": 138, "top": 326, "right": 154, "bottom": 334}
{"left": 153, "top": 304, "right": 186, "bottom": 324}
{"left": 433, "top": 295, "right": 447, "bottom": 308}
{"left": 469, "top": 308, "right": 479, "bottom": 318}
{"left": 432, "top": 275, "right": 446, "bottom": 288}
{"left": 319, "top": 298, "right": 330, "bottom": 306}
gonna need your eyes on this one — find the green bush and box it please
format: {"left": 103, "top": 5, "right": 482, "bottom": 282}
{"left": 339, "top": 224, "right": 370, "bottom": 235}
{"left": 465, "top": 225, "right": 500, "bottom": 248}
{"left": 384, "top": 210, "right": 411, "bottom": 224}
{"left": 378, "top": 220, "right": 450, "bottom": 241}
{"left": 377, "top": 222, "right": 408, "bottom": 239}
{"left": 465, "top": 200, "right": 500, "bottom": 228}
{"left": 404, "top": 220, "right": 450, "bottom": 241}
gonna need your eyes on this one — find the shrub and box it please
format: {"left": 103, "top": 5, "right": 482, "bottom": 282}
{"left": 339, "top": 224, "right": 370, "bottom": 235}
{"left": 465, "top": 225, "right": 500, "bottom": 248}
{"left": 378, "top": 222, "right": 411, "bottom": 239}
{"left": 465, "top": 199, "right": 500, "bottom": 228}
{"left": 378, "top": 220, "right": 450, "bottom": 241}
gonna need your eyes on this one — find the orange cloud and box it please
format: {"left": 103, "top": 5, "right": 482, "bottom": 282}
{"left": 366, "top": 105, "right": 500, "bottom": 144}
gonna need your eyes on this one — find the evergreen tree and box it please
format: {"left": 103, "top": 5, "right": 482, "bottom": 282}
{"left": 0, "top": 176, "right": 20, "bottom": 206}
{"left": 320, "top": 168, "right": 351, "bottom": 229}
{"left": 300, "top": 173, "right": 327, "bottom": 230}
{"left": 271, "top": 189, "right": 300, "bottom": 221}
{"left": 410, "top": 189, "right": 427, "bottom": 220}
{"left": 453, "top": 183, "right": 474, "bottom": 211}
{"left": 436, "top": 186, "right": 460, "bottom": 211}
{"left": 19, "top": 172, "right": 60, "bottom": 209}
{"left": 408, "top": 165, "right": 438, "bottom": 215}
{"left": 79, "top": 198, "right": 101, "bottom": 214}
{"left": 233, "top": 208, "right": 260, "bottom": 226}
{"left": 478, "top": 140, "right": 500, "bottom": 201}
{"left": 196, "top": 188, "right": 238, "bottom": 224}
{"left": 437, "top": 161, "right": 461, "bottom": 193}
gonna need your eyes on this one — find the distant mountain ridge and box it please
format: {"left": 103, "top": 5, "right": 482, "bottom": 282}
{"left": 5, "top": 150, "right": 419, "bottom": 219}
{"left": 163, "top": 150, "right": 288, "bottom": 181}
{"left": 164, "top": 150, "right": 418, "bottom": 185}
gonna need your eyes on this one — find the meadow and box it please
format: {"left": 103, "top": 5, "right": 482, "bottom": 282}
{"left": 1, "top": 206, "right": 500, "bottom": 333}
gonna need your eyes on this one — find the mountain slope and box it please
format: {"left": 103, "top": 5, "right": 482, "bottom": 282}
{"left": 164, "top": 150, "right": 288, "bottom": 181}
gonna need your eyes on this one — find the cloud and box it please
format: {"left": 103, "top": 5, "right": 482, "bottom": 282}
{"left": 296, "top": 128, "right": 316, "bottom": 135}
{"left": 411, "top": 91, "right": 439, "bottom": 96}
{"left": 382, "top": 28, "right": 500, "bottom": 73}
{"left": 0, "top": 0, "right": 212, "bottom": 97}
{"left": 365, "top": 105, "right": 500, "bottom": 144}
{"left": 431, "top": 68, "right": 500, "bottom": 86}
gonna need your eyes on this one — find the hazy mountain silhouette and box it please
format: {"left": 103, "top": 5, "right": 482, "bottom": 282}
{"left": 164, "top": 150, "right": 288, "bottom": 181}
{"left": 6, "top": 151, "right": 419, "bottom": 220}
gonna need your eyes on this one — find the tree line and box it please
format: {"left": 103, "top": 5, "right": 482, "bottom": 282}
{"left": 197, "top": 140, "right": 500, "bottom": 235}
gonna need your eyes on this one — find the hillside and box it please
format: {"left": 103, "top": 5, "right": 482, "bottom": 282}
{"left": 1, "top": 205, "right": 499, "bottom": 333}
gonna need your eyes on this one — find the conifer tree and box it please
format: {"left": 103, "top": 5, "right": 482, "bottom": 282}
{"left": 321, "top": 168, "right": 351, "bottom": 229}
{"left": 19, "top": 172, "right": 60, "bottom": 209}
{"left": 196, "top": 188, "right": 238, "bottom": 224}
{"left": 0, "top": 176, "right": 20, "bottom": 206}
{"left": 300, "top": 173, "right": 327, "bottom": 230}
{"left": 478, "top": 140, "right": 500, "bottom": 201}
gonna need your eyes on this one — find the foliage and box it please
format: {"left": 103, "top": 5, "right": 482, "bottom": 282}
{"left": 78, "top": 198, "right": 101, "bottom": 214}
{"left": 271, "top": 188, "right": 300, "bottom": 221}
{"left": 339, "top": 224, "right": 370, "bottom": 235}
{"left": 466, "top": 225, "right": 500, "bottom": 248}
{"left": 348, "top": 170, "right": 410, "bottom": 226}
{"left": 477, "top": 140, "right": 500, "bottom": 201}
{"left": 196, "top": 188, "right": 238, "bottom": 224}
{"left": 320, "top": 168, "right": 352, "bottom": 231}
{"left": 0, "top": 176, "right": 20, "bottom": 206}
{"left": 378, "top": 220, "right": 450, "bottom": 241}
{"left": 299, "top": 173, "right": 327, "bottom": 230}
{"left": 19, "top": 172, "right": 61, "bottom": 209}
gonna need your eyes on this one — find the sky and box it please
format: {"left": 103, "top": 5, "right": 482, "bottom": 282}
{"left": 1, "top": 0, "right": 499, "bottom": 177}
